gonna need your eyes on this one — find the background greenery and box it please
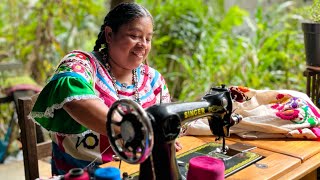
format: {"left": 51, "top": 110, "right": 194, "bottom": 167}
{"left": 143, "top": 0, "right": 308, "bottom": 100}
{"left": 0, "top": 0, "right": 310, "bottom": 101}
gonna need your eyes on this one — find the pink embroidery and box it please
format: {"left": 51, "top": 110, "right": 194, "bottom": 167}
{"left": 276, "top": 94, "right": 285, "bottom": 100}
{"left": 138, "top": 65, "right": 149, "bottom": 91}
{"left": 307, "top": 102, "right": 320, "bottom": 118}
{"left": 276, "top": 109, "right": 299, "bottom": 120}
{"left": 310, "top": 127, "right": 320, "bottom": 140}
{"left": 75, "top": 53, "right": 87, "bottom": 60}
{"left": 71, "top": 63, "right": 85, "bottom": 73}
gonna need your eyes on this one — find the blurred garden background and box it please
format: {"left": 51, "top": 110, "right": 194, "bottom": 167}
{"left": 0, "top": 0, "right": 316, "bottom": 162}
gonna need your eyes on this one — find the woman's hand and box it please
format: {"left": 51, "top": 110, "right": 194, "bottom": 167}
{"left": 175, "top": 140, "right": 183, "bottom": 152}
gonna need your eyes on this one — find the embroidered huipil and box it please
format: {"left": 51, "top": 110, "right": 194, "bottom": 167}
{"left": 30, "top": 50, "right": 171, "bottom": 175}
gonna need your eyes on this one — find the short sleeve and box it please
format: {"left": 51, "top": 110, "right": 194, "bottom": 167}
{"left": 31, "top": 51, "right": 99, "bottom": 135}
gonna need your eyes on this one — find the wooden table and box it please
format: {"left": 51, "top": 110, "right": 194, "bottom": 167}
{"left": 225, "top": 135, "right": 320, "bottom": 180}
{"left": 101, "top": 135, "right": 320, "bottom": 180}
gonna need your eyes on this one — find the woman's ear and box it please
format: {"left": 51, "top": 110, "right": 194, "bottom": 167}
{"left": 104, "top": 26, "right": 112, "bottom": 43}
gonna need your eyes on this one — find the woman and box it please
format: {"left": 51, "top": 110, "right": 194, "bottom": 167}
{"left": 31, "top": 2, "right": 181, "bottom": 175}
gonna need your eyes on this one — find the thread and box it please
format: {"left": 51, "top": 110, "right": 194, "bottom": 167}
{"left": 64, "top": 168, "right": 89, "bottom": 180}
{"left": 187, "top": 156, "right": 225, "bottom": 180}
{"left": 94, "top": 167, "right": 121, "bottom": 180}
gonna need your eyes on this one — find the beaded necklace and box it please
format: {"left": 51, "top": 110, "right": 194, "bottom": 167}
{"left": 101, "top": 52, "right": 140, "bottom": 104}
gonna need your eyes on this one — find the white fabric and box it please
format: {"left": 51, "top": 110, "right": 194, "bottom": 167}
{"left": 184, "top": 86, "right": 320, "bottom": 139}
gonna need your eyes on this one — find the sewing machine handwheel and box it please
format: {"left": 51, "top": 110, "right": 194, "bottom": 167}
{"left": 106, "top": 99, "right": 154, "bottom": 164}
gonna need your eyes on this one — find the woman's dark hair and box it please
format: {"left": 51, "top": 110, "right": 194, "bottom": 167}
{"left": 93, "top": 3, "right": 153, "bottom": 52}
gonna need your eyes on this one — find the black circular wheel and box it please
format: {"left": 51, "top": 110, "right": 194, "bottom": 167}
{"left": 106, "top": 99, "right": 154, "bottom": 164}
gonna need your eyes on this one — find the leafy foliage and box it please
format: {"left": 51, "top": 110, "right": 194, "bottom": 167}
{"left": 0, "top": 0, "right": 310, "bottom": 102}
{"left": 0, "top": 0, "right": 107, "bottom": 83}
{"left": 311, "top": 0, "right": 320, "bottom": 22}
{"left": 138, "top": 0, "right": 306, "bottom": 101}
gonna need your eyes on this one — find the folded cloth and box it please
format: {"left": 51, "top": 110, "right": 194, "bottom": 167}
{"left": 183, "top": 86, "right": 320, "bottom": 140}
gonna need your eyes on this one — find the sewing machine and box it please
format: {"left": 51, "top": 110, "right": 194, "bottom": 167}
{"left": 106, "top": 85, "right": 242, "bottom": 180}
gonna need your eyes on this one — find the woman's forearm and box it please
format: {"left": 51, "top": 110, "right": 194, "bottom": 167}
{"left": 63, "top": 98, "right": 109, "bottom": 135}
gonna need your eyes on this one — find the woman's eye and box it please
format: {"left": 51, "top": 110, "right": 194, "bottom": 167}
{"left": 130, "top": 35, "right": 139, "bottom": 39}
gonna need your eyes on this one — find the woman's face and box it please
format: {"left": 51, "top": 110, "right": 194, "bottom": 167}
{"left": 106, "top": 16, "right": 153, "bottom": 70}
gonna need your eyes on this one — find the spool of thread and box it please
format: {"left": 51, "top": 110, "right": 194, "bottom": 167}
{"left": 64, "top": 168, "right": 89, "bottom": 180}
{"left": 94, "top": 167, "right": 121, "bottom": 180}
{"left": 186, "top": 156, "right": 225, "bottom": 180}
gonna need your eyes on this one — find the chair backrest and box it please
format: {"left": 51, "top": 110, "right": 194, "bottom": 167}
{"left": 17, "top": 94, "right": 52, "bottom": 180}
{"left": 304, "top": 68, "right": 320, "bottom": 108}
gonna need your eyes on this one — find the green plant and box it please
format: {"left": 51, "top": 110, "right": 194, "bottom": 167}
{"left": 311, "top": 0, "right": 320, "bottom": 22}
{"left": 0, "top": 0, "right": 106, "bottom": 84}
{"left": 138, "top": 0, "right": 306, "bottom": 101}
{"left": 0, "top": 0, "right": 309, "bottom": 102}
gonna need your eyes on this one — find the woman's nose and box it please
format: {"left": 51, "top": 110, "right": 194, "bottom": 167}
{"left": 137, "top": 38, "right": 147, "bottom": 47}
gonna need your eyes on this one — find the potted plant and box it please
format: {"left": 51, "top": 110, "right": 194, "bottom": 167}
{"left": 302, "top": 0, "right": 320, "bottom": 67}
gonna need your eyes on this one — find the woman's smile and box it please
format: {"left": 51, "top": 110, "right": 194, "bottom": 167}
{"left": 131, "top": 49, "right": 145, "bottom": 58}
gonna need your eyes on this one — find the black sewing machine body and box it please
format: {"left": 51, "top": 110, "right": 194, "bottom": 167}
{"left": 106, "top": 85, "right": 242, "bottom": 180}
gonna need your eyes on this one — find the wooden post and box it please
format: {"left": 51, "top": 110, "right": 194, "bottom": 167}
{"left": 17, "top": 97, "right": 39, "bottom": 180}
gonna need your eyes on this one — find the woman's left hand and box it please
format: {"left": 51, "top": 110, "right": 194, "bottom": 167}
{"left": 175, "top": 140, "right": 182, "bottom": 152}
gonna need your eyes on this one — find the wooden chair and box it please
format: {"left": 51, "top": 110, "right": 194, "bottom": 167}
{"left": 304, "top": 67, "right": 320, "bottom": 108}
{"left": 17, "top": 95, "right": 52, "bottom": 180}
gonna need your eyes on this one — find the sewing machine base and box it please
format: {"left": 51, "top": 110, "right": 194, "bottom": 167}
{"left": 124, "top": 142, "right": 263, "bottom": 179}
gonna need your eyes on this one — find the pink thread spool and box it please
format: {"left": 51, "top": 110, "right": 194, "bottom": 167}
{"left": 186, "top": 156, "right": 225, "bottom": 180}
{"left": 64, "top": 168, "right": 89, "bottom": 180}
